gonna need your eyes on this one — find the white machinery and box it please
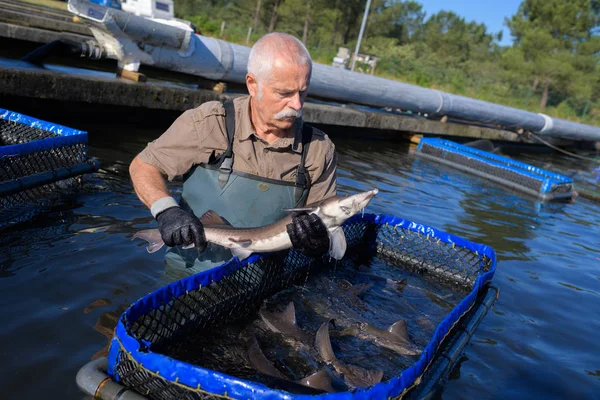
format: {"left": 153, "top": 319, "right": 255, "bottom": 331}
{"left": 120, "top": 0, "right": 174, "bottom": 20}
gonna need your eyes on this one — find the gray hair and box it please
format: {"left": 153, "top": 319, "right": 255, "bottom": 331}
{"left": 247, "top": 33, "right": 312, "bottom": 91}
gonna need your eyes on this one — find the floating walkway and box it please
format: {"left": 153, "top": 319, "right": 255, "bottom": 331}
{"left": 416, "top": 138, "right": 577, "bottom": 202}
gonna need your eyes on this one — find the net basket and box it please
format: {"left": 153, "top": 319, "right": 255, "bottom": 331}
{"left": 415, "top": 138, "right": 575, "bottom": 201}
{"left": 0, "top": 108, "right": 99, "bottom": 227}
{"left": 107, "top": 213, "right": 497, "bottom": 399}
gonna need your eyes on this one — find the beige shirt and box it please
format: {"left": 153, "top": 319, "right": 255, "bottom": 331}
{"left": 139, "top": 95, "right": 337, "bottom": 205}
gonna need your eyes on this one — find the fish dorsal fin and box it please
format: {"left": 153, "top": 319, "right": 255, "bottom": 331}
{"left": 396, "top": 278, "right": 407, "bottom": 291}
{"left": 200, "top": 210, "right": 230, "bottom": 226}
{"left": 328, "top": 226, "right": 347, "bottom": 260}
{"left": 282, "top": 302, "right": 296, "bottom": 326}
{"left": 388, "top": 320, "right": 410, "bottom": 342}
{"left": 315, "top": 320, "right": 336, "bottom": 364}
{"left": 297, "top": 369, "right": 336, "bottom": 393}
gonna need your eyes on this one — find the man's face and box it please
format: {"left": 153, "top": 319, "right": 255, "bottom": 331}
{"left": 247, "top": 59, "right": 311, "bottom": 131}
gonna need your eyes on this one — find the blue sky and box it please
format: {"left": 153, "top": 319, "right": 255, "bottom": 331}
{"left": 419, "top": 0, "right": 522, "bottom": 46}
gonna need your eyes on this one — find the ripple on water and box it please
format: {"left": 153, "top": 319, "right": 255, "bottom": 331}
{"left": 1, "top": 133, "right": 599, "bottom": 398}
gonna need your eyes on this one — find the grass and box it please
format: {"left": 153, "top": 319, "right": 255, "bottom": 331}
{"left": 18, "top": 0, "right": 68, "bottom": 11}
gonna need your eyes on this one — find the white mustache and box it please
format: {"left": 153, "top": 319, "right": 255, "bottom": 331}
{"left": 274, "top": 108, "right": 302, "bottom": 120}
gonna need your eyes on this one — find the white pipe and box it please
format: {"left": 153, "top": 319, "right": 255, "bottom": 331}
{"left": 76, "top": 357, "right": 147, "bottom": 400}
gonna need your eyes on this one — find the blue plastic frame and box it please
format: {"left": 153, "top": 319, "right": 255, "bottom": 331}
{"left": 416, "top": 138, "right": 573, "bottom": 193}
{"left": 0, "top": 108, "right": 88, "bottom": 158}
{"left": 109, "top": 213, "right": 496, "bottom": 399}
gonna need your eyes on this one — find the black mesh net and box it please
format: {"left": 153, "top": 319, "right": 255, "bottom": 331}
{"left": 0, "top": 120, "right": 87, "bottom": 226}
{"left": 0, "top": 119, "right": 59, "bottom": 145}
{"left": 418, "top": 142, "right": 574, "bottom": 197}
{"left": 113, "top": 219, "right": 492, "bottom": 399}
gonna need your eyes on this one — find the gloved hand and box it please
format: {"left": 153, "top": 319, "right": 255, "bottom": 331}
{"left": 156, "top": 206, "right": 207, "bottom": 252}
{"left": 286, "top": 212, "right": 330, "bottom": 257}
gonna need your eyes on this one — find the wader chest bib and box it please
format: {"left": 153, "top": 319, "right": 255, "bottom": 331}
{"left": 165, "top": 101, "right": 313, "bottom": 277}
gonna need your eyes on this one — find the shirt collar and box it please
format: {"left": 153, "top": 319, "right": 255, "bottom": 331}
{"left": 238, "top": 96, "right": 255, "bottom": 141}
{"left": 239, "top": 96, "right": 304, "bottom": 152}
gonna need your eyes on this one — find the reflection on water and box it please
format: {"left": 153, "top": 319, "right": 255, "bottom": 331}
{"left": 0, "top": 127, "right": 598, "bottom": 399}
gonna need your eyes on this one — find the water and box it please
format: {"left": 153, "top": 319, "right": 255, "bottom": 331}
{"left": 1, "top": 125, "right": 599, "bottom": 399}
{"left": 165, "top": 255, "right": 459, "bottom": 392}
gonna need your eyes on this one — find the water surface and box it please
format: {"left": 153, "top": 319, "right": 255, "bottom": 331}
{"left": 1, "top": 126, "right": 599, "bottom": 399}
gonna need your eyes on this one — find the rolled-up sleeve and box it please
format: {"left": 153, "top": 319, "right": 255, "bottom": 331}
{"left": 138, "top": 109, "right": 201, "bottom": 181}
{"left": 139, "top": 102, "right": 226, "bottom": 181}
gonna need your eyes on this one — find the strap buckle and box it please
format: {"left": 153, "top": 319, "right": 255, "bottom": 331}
{"left": 218, "top": 157, "right": 233, "bottom": 188}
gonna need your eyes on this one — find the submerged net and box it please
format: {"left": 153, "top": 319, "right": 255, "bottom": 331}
{"left": 0, "top": 110, "right": 96, "bottom": 227}
{"left": 109, "top": 213, "right": 496, "bottom": 399}
{"left": 416, "top": 138, "right": 575, "bottom": 201}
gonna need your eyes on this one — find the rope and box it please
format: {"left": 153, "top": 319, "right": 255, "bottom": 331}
{"left": 527, "top": 131, "right": 600, "bottom": 163}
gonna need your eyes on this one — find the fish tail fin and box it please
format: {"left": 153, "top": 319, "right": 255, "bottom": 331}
{"left": 246, "top": 336, "right": 285, "bottom": 379}
{"left": 316, "top": 320, "right": 336, "bottom": 364}
{"left": 132, "top": 229, "right": 165, "bottom": 253}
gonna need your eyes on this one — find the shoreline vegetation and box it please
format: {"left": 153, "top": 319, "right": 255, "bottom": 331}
{"left": 178, "top": 0, "right": 600, "bottom": 127}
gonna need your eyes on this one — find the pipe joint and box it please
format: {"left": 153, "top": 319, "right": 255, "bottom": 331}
{"left": 537, "top": 113, "right": 554, "bottom": 133}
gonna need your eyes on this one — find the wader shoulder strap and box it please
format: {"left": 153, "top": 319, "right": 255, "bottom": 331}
{"left": 295, "top": 123, "right": 313, "bottom": 190}
{"left": 218, "top": 100, "right": 236, "bottom": 188}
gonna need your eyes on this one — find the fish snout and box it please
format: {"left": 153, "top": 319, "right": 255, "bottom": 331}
{"left": 354, "top": 189, "right": 379, "bottom": 210}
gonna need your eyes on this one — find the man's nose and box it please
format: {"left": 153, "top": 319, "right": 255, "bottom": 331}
{"left": 288, "top": 92, "right": 302, "bottom": 110}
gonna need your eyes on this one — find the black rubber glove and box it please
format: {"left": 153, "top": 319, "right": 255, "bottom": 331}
{"left": 156, "top": 206, "right": 207, "bottom": 252}
{"left": 286, "top": 212, "right": 330, "bottom": 257}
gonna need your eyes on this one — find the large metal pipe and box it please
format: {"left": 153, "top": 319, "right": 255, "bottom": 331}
{"left": 68, "top": 0, "right": 600, "bottom": 142}
{"left": 76, "top": 357, "right": 147, "bottom": 400}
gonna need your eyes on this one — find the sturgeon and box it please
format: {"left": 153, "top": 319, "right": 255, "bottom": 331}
{"left": 259, "top": 302, "right": 312, "bottom": 343}
{"left": 132, "top": 189, "right": 379, "bottom": 260}
{"left": 316, "top": 320, "right": 384, "bottom": 389}
{"left": 339, "top": 320, "right": 421, "bottom": 356}
{"left": 247, "top": 335, "right": 336, "bottom": 393}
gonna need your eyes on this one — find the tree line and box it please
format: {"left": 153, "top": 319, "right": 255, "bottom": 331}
{"left": 175, "top": 0, "right": 600, "bottom": 126}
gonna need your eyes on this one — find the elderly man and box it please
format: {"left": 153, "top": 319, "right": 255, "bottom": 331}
{"left": 129, "top": 33, "right": 337, "bottom": 276}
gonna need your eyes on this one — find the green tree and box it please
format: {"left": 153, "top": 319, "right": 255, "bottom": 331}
{"left": 506, "top": 0, "right": 600, "bottom": 108}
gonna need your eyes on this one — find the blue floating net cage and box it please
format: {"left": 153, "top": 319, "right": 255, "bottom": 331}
{"left": 0, "top": 108, "right": 99, "bottom": 226}
{"left": 415, "top": 138, "right": 575, "bottom": 202}
{"left": 105, "top": 213, "right": 497, "bottom": 399}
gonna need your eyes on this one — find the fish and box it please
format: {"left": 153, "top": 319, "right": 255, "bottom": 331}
{"left": 355, "top": 270, "right": 408, "bottom": 292}
{"left": 338, "top": 279, "right": 374, "bottom": 297}
{"left": 316, "top": 320, "right": 384, "bottom": 389}
{"left": 259, "top": 301, "right": 312, "bottom": 343}
{"left": 132, "top": 189, "right": 379, "bottom": 260}
{"left": 339, "top": 320, "right": 421, "bottom": 356}
{"left": 247, "top": 335, "right": 336, "bottom": 393}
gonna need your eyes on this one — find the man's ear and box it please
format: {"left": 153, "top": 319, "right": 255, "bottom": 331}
{"left": 246, "top": 73, "right": 258, "bottom": 98}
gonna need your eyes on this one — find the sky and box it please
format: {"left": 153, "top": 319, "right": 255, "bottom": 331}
{"left": 418, "top": 0, "right": 523, "bottom": 46}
